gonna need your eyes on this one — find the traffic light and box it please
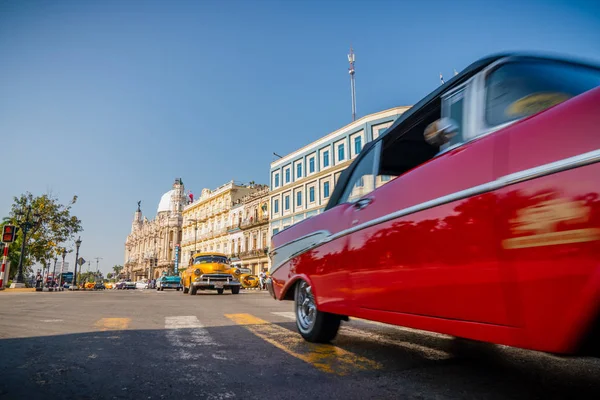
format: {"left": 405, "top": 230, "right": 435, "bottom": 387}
{"left": 2, "top": 225, "right": 16, "bottom": 243}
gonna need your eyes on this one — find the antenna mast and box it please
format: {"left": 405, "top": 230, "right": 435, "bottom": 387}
{"left": 94, "top": 257, "right": 103, "bottom": 274}
{"left": 348, "top": 46, "right": 356, "bottom": 121}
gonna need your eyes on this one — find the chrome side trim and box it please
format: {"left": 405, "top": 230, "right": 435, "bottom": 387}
{"left": 269, "top": 230, "right": 331, "bottom": 274}
{"left": 270, "top": 149, "right": 600, "bottom": 274}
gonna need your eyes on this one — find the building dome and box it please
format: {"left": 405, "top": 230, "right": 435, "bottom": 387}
{"left": 157, "top": 190, "right": 175, "bottom": 214}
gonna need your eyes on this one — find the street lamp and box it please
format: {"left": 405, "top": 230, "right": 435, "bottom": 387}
{"left": 57, "top": 248, "right": 67, "bottom": 290}
{"left": 14, "top": 205, "right": 41, "bottom": 284}
{"left": 189, "top": 218, "right": 198, "bottom": 254}
{"left": 72, "top": 237, "right": 82, "bottom": 289}
{"left": 51, "top": 256, "right": 58, "bottom": 291}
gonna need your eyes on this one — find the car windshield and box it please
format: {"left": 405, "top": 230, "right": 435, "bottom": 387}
{"left": 485, "top": 60, "right": 600, "bottom": 126}
{"left": 193, "top": 255, "right": 228, "bottom": 265}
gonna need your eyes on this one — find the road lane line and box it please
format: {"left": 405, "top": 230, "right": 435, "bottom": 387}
{"left": 94, "top": 318, "right": 131, "bottom": 331}
{"left": 270, "top": 311, "right": 450, "bottom": 359}
{"left": 225, "top": 313, "right": 381, "bottom": 376}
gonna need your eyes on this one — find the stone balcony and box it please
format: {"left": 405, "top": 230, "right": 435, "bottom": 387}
{"left": 234, "top": 248, "right": 269, "bottom": 260}
{"left": 240, "top": 216, "right": 269, "bottom": 230}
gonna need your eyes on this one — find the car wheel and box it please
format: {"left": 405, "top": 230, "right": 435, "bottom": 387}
{"left": 160, "top": 288, "right": 164, "bottom": 291}
{"left": 231, "top": 287, "right": 240, "bottom": 295}
{"left": 183, "top": 285, "right": 189, "bottom": 294}
{"left": 295, "top": 280, "right": 341, "bottom": 343}
{"left": 217, "top": 289, "right": 224, "bottom": 295}
{"left": 189, "top": 284, "right": 197, "bottom": 295}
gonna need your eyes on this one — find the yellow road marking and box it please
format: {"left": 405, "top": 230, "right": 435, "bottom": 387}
{"left": 225, "top": 313, "right": 381, "bottom": 375}
{"left": 94, "top": 318, "right": 131, "bottom": 331}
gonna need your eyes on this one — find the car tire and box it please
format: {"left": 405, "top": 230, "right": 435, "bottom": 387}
{"left": 190, "top": 285, "right": 197, "bottom": 295}
{"left": 183, "top": 285, "right": 189, "bottom": 294}
{"left": 160, "top": 288, "right": 164, "bottom": 291}
{"left": 294, "top": 280, "right": 341, "bottom": 343}
{"left": 231, "top": 287, "right": 240, "bottom": 295}
{"left": 217, "top": 289, "right": 224, "bottom": 295}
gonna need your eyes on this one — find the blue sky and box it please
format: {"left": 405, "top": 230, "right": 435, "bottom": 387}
{"left": 1, "top": 0, "right": 599, "bottom": 275}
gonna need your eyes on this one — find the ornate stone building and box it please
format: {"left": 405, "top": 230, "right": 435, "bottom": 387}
{"left": 228, "top": 185, "right": 270, "bottom": 275}
{"left": 124, "top": 178, "right": 187, "bottom": 281}
{"left": 180, "top": 180, "right": 262, "bottom": 267}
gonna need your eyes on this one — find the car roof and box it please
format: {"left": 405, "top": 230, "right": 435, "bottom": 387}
{"left": 325, "top": 52, "right": 600, "bottom": 211}
{"left": 192, "top": 252, "right": 227, "bottom": 257}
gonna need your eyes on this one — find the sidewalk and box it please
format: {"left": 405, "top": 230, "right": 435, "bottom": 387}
{"left": 0, "top": 288, "right": 36, "bottom": 293}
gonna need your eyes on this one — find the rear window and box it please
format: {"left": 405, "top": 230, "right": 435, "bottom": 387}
{"left": 485, "top": 60, "right": 600, "bottom": 126}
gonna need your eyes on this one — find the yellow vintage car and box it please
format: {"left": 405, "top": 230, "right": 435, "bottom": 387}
{"left": 181, "top": 252, "right": 241, "bottom": 295}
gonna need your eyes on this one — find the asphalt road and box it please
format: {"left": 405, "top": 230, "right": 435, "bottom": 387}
{"left": 0, "top": 289, "right": 599, "bottom": 400}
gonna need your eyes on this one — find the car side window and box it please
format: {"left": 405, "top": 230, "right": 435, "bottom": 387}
{"left": 441, "top": 88, "right": 465, "bottom": 150}
{"left": 338, "top": 147, "right": 376, "bottom": 204}
{"left": 485, "top": 60, "right": 600, "bottom": 127}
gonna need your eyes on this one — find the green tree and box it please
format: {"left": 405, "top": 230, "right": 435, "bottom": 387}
{"left": 3, "top": 192, "right": 82, "bottom": 280}
{"left": 112, "top": 264, "right": 123, "bottom": 277}
{"left": 106, "top": 272, "right": 113, "bottom": 279}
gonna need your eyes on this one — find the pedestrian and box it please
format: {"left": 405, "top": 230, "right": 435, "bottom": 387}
{"left": 259, "top": 270, "right": 266, "bottom": 290}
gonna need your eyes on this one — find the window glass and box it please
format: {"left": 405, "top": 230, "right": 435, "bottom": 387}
{"left": 323, "top": 182, "right": 330, "bottom": 198}
{"left": 194, "top": 255, "right": 228, "bottom": 265}
{"left": 376, "top": 174, "right": 396, "bottom": 189}
{"left": 296, "top": 191, "right": 302, "bottom": 206}
{"left": 309, "top": 158, "right": 315, "bottom": 173}
{"left": 323, "top": 151, "right": 330, "bottom": 167}
{"left": 284, "top": 196, "right": 290, "bottom": 210}
{"left": 485, "top": 60, "right": 600, "bottom": 127}
{"left": 442, "top": 89, "right": 465, "bottom": 149}
{"left": 338, "top": 144, "right": 345, "bottom": 161}
{"left": 338, "top": 148, "right": 376, "bottom": 204}
{"left": 285, "top": 169, "right": 290, "bottom": 183}
{"left": 296, "top": 163, "right": 302, "bottom": 179}
{"left": 274, "top": 199, "right": 279, "bottom": 213}
{"left": 274, "top": 173, "right": 279, "bottom": 188}
{"left": 354, "top": 136, "right": 362, "bottom": 155}
{"left": 309, "top": 187, "right": 315, "bottom": 203}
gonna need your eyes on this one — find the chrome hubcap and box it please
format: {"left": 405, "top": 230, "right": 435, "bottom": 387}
{"left": 296, "top": 281, "right": 316, "bottom": 333}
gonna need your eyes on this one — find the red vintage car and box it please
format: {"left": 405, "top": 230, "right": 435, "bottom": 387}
{"left": 267, "top": 53, "right": 600, "bottom": 356}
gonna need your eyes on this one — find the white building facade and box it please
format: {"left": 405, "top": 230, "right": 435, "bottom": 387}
{"left": 268, "top": 106, "right": 409, "bottom": 235}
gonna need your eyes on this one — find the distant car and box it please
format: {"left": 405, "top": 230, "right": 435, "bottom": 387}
{"left": 156, "top": 276, "right": 182, "bottom": 291}
{"left": 135, "top": 280, "right": 148, "bottom": 290}
{"left": 268, "top": 53, "right": 600, "bottom": 356}
{"left": 94, "top": 282, "right": 105, "bottom": 290}
{"left": 124, "top": 281, "right": 136, "bottom": 290}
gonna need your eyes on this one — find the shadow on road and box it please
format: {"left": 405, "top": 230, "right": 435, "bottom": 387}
{"left": 0, "top": 322, "right": 599, "bottom": 400}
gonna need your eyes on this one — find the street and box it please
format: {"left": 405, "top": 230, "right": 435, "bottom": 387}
{"left": 1, "top": 290, "right": 599, "bottom": 400}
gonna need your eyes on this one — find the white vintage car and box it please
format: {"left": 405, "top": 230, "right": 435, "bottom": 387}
{"left": 135, "top": 280, "right": 149, "bottom": 289}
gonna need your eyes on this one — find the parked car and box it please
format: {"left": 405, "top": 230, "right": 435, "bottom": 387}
{"left": 94, "top": 282, "right": 105, "bottom": 290}
{"left": 267, "top": 53, "right": 600, "bottom": 356}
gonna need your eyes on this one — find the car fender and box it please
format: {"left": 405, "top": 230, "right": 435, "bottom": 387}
{"left": 279, "top": 273, "right": 314, "bottom": 303}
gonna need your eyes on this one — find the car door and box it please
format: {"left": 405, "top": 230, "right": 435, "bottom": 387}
{"left": 345, "top": 91, "right": 510, "bottom": 326}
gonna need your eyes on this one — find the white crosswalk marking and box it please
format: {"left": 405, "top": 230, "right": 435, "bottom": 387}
{"left": 165, "top": 316, "right": 221, "bottom": 360}
{"left": 271, "top": 311, "right": 295, "bottom": 320}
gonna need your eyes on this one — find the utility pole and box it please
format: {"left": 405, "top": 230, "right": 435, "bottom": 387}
{"left": 348, "top": 46, "right": 356, "bottom": 122}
